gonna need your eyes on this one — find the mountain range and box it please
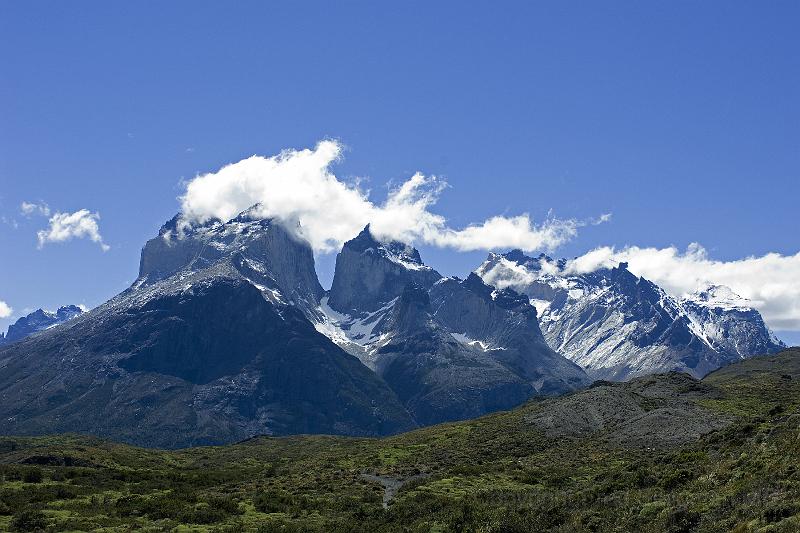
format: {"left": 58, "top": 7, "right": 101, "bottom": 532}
{"left": 0, "top": 305, "right": 83, "bottom": 346}
{"left": 476, "top": 251, "right": 784, "bottom": 380}
{"left": 0, "top": 208, "right": 784, "bottom": 447}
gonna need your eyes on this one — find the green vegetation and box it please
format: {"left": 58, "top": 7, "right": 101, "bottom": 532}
{"left": 1, "top": 349, "right": 799, "bottom": 532}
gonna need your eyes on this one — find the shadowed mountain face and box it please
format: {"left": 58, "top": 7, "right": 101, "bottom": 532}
{"left": 0, "top": 215, "right": 590, "bottom": 447}
{"left": 477, "top": 251, "right": 785, "bottom": 381}
{"left": 318, "top": 228, "right": 590, "bottom": 425}
{"left": 372, "top": 284, "right": 534, "bottom": 425}
{"left": 0, "top": 212, "right": 413, "bottom": 448}
{"left": 430, "top": 274, "right": 588, "bottom": 395}
{"left": 327, "top": 226, "right": 442, "bottom": 314}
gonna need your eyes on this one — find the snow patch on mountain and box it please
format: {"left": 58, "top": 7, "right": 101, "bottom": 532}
{"left": 476, "top": 250, "right": 785, "bottom": 380}
{"left": 314, "top": 296, "right": 397, "bottom": 368}
{"left": 0, "top": 305, "right": 85, "bottom": 346}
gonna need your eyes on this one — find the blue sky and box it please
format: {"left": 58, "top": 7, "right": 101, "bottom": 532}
{"left": 1, "top": 2, "right": 798, "bottom": 342}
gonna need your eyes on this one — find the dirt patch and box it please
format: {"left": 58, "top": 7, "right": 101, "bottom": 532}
{"left": 361, "top": 472, "right": 430, "bottom": 508}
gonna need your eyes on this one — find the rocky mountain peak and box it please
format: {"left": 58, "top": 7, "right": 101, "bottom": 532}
{"left": 502, "top": 249, "right": 530, "bottom": 264}
{"left": 328, "top": 226, "right": 441, "bottom": 313}
{"left": 476, "top": 250, "right": 784, "bottom": 381}
{"left": 345, "top": 225, "right": 426, "bottom": 267}
{"left": 137, "top": 206, "right": 323, "bottom": 308}
{"left": 388, "top": 284, "right": 432, "bottom": 334}
{"left": 0, "top": 304, "right": 85, "bottom": 346}
{"left": 684, "top": 284, "right": 751, "bottom": 311}
{"left": 462, "top": 272, "right": 494, "bottom": 299}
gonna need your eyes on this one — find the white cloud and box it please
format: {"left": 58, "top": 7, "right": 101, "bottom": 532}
{"left": 1, "top": 216, "right": 19, "bottom": 229}
{"left": 36, "top": 209, "right": 110, "bottom": 251}
{"left": 20, "top": 201, "right": 50, "bottom": 217}
{"left": 592, "top": 213, "right": 613, "bottom": 225}
{"left": 179, "top": 140, "right": 603, "bottom": 253}
{"left": 563, "top": 244, "right": 800, "bottom": 331}
{"left": 0, "top": 300, "right": 12, "bottom": 318}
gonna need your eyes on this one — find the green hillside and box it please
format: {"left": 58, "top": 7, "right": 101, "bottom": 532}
{"left": 1, "top": 348, "right": 799, "bottom": 532}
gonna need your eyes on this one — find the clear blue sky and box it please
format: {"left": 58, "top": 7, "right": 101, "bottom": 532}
{"left": 1, "top": 2, "right": 798, "bottom": 341}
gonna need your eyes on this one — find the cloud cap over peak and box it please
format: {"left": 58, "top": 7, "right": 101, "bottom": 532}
{"left": 179, "top": 140, "right": 604, "bottom": 254}
{"left": 497, "top": 244, "right": 800, "bottom": 333}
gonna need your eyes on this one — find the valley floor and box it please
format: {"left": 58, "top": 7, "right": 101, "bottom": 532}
{"left": 1, "top": 349, "right": 799, "bottom": 532}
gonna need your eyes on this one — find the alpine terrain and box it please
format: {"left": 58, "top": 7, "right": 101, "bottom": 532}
{"left": 317, "top": 227, "right": 588, "bottom": 425}
{"left": 0, "top": 210, "right": 414, "bottom": 447}
{"left": 0, "top": 212, "right": 585, "bottom": 447}
{"left": 477, "top": 250, "right": 785, "bottom": 380}
{"left": 0, "top": 305, "right": 83, "bottom": 346}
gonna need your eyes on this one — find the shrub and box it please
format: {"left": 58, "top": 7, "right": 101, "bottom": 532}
{"left": 207, "top": 494, "right": 242, "bottom": 515}
{"left": 659, "top": 469, "right": 693, "bottom": 490}
{"left": 22, "top": 469, "right": 43, "bottom": 484}
{"left": 10, "top": 508, "right": 47, "bottom": 532}
{"left": 763, "top": 502, "right": 798, "bottom": 523}
{"left": 254, "top": 489, "right": 302, "bottom": 514}
{"left": 666, "top": 506, "right": 700, "bottom": 533}
{"left": 180, "top": 502, "right": 227, "bottom": 524}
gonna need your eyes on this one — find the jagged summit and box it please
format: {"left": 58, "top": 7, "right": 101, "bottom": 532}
{"left": 137, "top": 206, "right": 323, "bottom": 310}
{"left": 477, "top": 249, "right": 784, "bottom": 381}
{"left": 327, "top": 225, "right": 441, "bottom": 314}
{"left": 0, "top": 305, "right": 84, "bottom": 346}
{"left": 684, "top": 284, "right": 752, "bottom": 311}
{"left": 346, "top": 225, "right": 431, "bottom": 270}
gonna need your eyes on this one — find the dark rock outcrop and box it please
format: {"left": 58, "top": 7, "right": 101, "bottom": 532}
{"left": 327, "top": 226, "right": 441, "bottom": 314}
{"left": 374, "top": 284, "right": 533, "bottom": 425}
{"left": 430, "top": 274, "right": 589, "bottom": 395}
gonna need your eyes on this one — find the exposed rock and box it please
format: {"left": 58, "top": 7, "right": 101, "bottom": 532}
{"left": 526, "top": 372, "right": 731, "bottom": 448}
{"left": 327, "top": 226, "right": 441, "bottom": 314}
{"left": 0, "top": 305, "right": 84, "bottom": 346}
{"left": 477, "top": 251, "right": 784, "bottom": 380}
{"left": 0, "top": 211, "right": 414, "bottom": 448}
{"left": 319, "top": 232, "right": 589, "bottom": 425}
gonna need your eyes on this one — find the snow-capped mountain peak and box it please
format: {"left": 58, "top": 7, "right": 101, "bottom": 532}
{"left": 137, "top": 205, "right": 323, "bottom": 311}
{"left": 0, "top": 304, "right": 85, "bottom": 346}
{"left": 683, "top": 284, "right": 752, "bottom": 311}
{"left": 476, "top": 250, "right": 784, "bottom": 381}
{"left": 346, "top": 225, "right": 432, "bottom": 271}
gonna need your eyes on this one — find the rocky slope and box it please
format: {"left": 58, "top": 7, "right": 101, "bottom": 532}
{"left": 477, "top": 251, "right": 784, "bottom": 380}
{"left": 0, "top": 211, "right": 413, "bottom": 447}
{"left": 0, "top": 305, "right": 83, "bottom": 346}
{"left": 317, "top": 228, "right": 590, "bottom": 424}
{"left": 0, "top": 214, "right": 595, "bottom": 447}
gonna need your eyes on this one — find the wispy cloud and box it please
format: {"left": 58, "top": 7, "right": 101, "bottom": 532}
{"left": 179, "top": 140, "right": 607, "bottom": 253}
{"left": 1, "top": 216, "right": 19, "bottom": 229}
{"left": 37, "top": 209, "right": 110, "bottom": 252}
{"left": 20, "top": 201, "right": 50, "bottom": 217}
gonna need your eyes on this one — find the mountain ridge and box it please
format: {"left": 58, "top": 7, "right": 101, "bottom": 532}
{"left": 476, "top": 249, "right": 785, "bottom": 380}
{"left": 0, "top": 305, "right": 84, "bottom": 346}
